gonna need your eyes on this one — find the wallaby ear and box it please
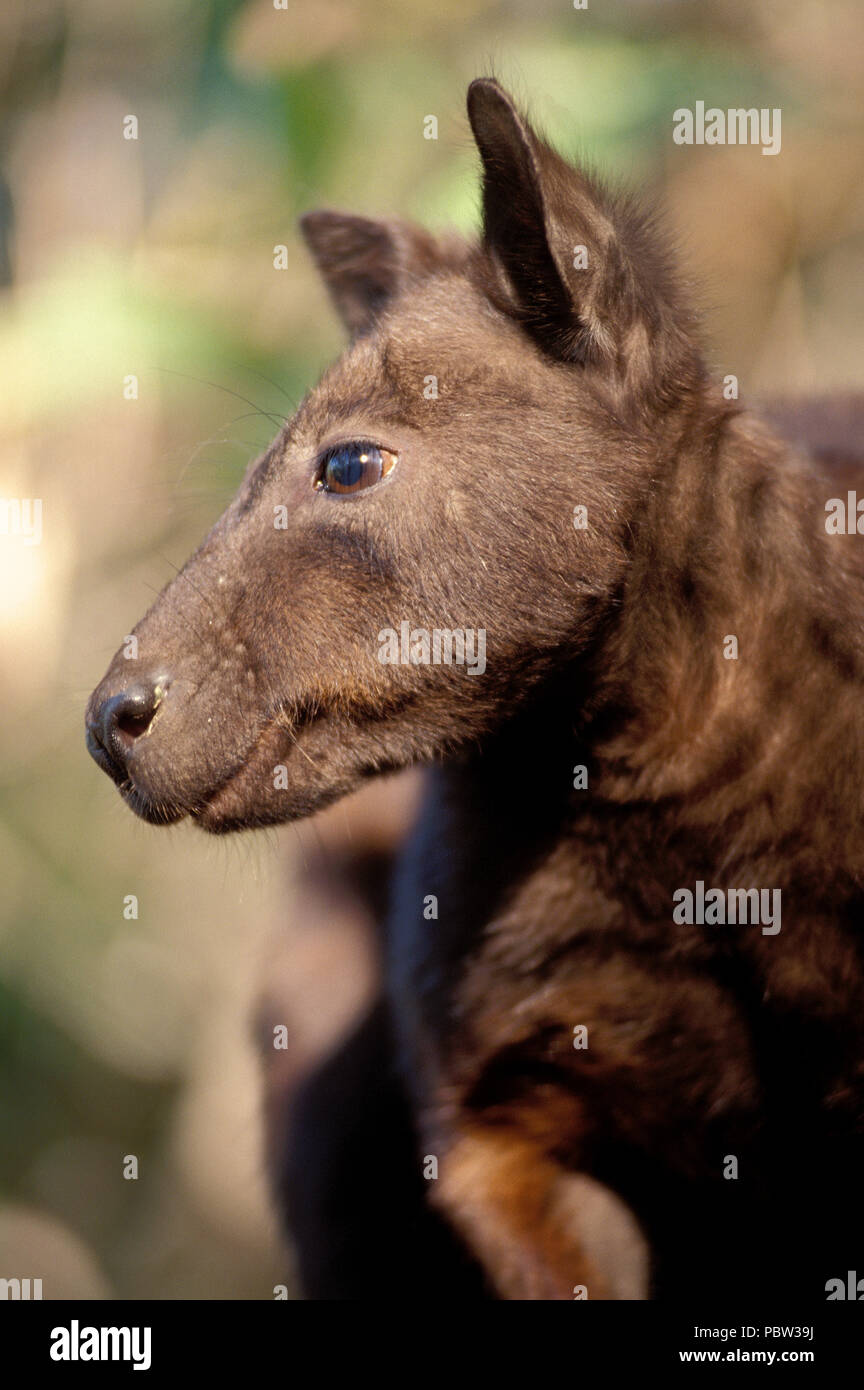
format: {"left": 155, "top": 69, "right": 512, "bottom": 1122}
{"left": 467, "top": 78, "right": 691, "bottom": 392}
{"left": 299, "top": 210, "right": 444, "bottom": 337}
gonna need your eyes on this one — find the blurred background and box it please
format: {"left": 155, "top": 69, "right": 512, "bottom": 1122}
{"left": 0, "top": 0, "right": 862, "bottom": 1299}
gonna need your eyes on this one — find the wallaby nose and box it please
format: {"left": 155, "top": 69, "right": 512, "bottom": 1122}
{"left": 87, "top": 681, "right": 166, "bottom": 779}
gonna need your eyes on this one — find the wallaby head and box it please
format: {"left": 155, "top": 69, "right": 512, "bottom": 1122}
{"left": 86, "top": 78, "right": 706, "bottom": 832}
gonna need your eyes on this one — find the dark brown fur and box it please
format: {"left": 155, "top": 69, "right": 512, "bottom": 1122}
{"left": 87, "top": 80, "right": 864, "bottom": 1299}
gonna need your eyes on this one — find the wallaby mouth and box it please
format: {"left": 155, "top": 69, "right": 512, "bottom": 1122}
{"left": 189, "top": 712, "right": 302, "bottom": 833}
{"left": 85, "top": 666, "right": 341, "bottom": 831}
{"left": 119, "top": 781, "right": 188, "bottom": 827}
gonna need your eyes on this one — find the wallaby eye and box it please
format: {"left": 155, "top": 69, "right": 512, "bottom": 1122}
{"left": 316, "top": 441, "right": 397, "bottom": 495}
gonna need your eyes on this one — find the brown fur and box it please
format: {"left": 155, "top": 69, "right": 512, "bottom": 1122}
{"left": 87, "top": 80, "right": 864, "bottom": 1300}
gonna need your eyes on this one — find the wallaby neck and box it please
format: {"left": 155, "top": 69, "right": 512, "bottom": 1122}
{"left": 585, "top": 394, "right": 864, "bottom": 889}
{"left": 435, "top": 393, "right": 864, "bottom": 901}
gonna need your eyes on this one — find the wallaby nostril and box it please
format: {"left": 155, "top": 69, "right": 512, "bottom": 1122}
{"left": 115, "top": 706, "right": 158, "bottom": 742}
{"left": 90, "top": 681, "right": 167, "bottom": 774}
